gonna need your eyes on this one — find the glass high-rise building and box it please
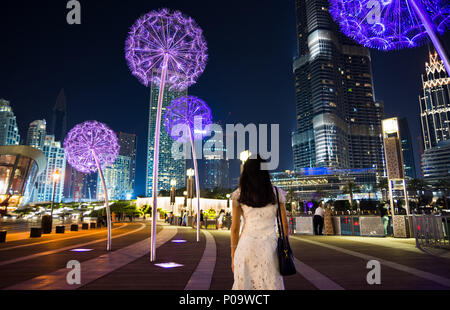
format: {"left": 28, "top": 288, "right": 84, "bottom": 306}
{"left": 398, "top": 118, "right": 417, "bottom": 179}
{"left": 291, "top": 0, "right": 385, "bottom": 175}
{"left": 203, "top": 127, "right": 229, "bottom": 189}
{"left": 146, "top": 69, "right": 186, "bottom": 196}
{"left": 0, "top": 99, "right": 20, "bottom": 146}
{"left": 26, "top": 120, "right": 47, "bottom": 150}
{"left": 419, "top": 51, "right": 450, "bottom": 150}
{"left": 118, "top": 132, "right": 137, "bottom": 196}
{"left": 419, "top": 51, "right": 450, "bottom": 184}
{"left": 97, "top": 155, "right": 131, "bottom": 201}
{"left": 34, "top": 135, "right": 66, "bottom": 203}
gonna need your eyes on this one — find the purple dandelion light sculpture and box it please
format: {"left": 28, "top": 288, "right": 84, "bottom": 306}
{"left": 125, "top": 8, "right": 208, "bottom": 261}
{"left": 329, "top": 0, "right": 450, "bottom": 74}
{"left": 64, "top": 121, "right": 119, "bottom": 251}
{"left": 164, "top": 96, "right": 213, "bottom": 242}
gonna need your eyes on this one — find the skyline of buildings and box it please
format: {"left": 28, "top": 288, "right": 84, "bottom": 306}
{"left": 1, "top": 3, "right": 449, "bottom": 206}
{"left": 291, "top": 0, "right": 385, "bottom": 176}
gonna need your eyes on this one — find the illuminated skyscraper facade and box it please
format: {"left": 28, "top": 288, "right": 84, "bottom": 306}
{"left": 419, "top": 52, "right": 450, "bottom": 184}
{"left": 292, "top": 0, "right": 384, "bottom": 175}
{"left": 419, "top": 52, "right": 450, "bottom": 150}
{"left": 146, "top": 70, "right": 186, "bottom": 196}
{"left": 118, "top": 132, "right": 137, "bottom": 196}
{"left": 26, "top": 120, "right": 47, "bottom": 150}
{"left": 97, "top": 155, "right": 131, "bottom": 201}
{"left": 0, "top": 99, "right": 20, "bottom": 146}
{"left": 398, "top": 118, "right": 417, "bottom": 179}
{"left": 34, "top": 135, "right": 66, "bottom": 203}
{"left": 203, "top": 128, "right": 229, "bottom": 189}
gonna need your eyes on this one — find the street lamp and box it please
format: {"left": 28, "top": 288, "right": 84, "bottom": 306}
{"left": 187, "top": 169, "right": 194, "bottom": 215}
{"left": 50, "top": 169, "right": 61, "bottom": 218}
{"left": 226, "top": 193, "right": 231, "bottom": 211}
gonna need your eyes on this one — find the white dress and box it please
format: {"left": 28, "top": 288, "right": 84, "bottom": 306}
{"left": 232, "top": 187, "right": 286, "bottom": 290}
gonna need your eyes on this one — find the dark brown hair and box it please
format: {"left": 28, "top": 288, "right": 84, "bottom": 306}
{"left": 238, "top": 155, "right": 276, "bottom": 208}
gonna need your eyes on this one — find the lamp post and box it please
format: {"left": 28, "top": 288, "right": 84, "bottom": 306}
{"left": 187, "top": 168, "right": 194, "bottom": 215}
{"left": 170, "top": 179, "right": 177, "bottom": 213}
{"left": 50, "top": 169, "right": 61, "bottom": 219}
{"left": 226, "top": 193, "right": 231, "bottom": 211}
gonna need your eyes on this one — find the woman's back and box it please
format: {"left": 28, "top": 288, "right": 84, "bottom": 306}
{"left": 231, "top": 186, "right": 285, "bottom": 290}
{"left": 232, "top": 187, "right": 280, "bottom": 239}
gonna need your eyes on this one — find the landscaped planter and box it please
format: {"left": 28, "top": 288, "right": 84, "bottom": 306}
{"left": 55, "top": 226, "right": 65, "bottom": 234}
{"left": 71, "top": 224, "right": 79, "bottom": 231}
{"left": 0, "top": 230, "right": 6, "bottom": 243}
{"left": 30, "top": 227, "right": 42, "bottom": 238}
{"left": 41, "top": 215, "right": 53, "bottom": 234}
{"left": 90, "top": 222, "right": 96, "bottom": 229}
{"left": 82, "top": 223, "right": 89, "bottom": 230}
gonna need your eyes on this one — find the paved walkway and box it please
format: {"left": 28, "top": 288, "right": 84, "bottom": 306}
{"left": 0, "top": 221, "right": 449, "bottom": 290}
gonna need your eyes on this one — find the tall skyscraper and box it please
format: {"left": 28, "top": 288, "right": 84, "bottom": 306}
{"left": 203, "top": 128, "right": 230, "bottom": 189}
{"left": 26, "top": 120, "right": 47, "bottom": 150}
{"left": 34, "top": 135, "right": 66, "bottom": 203}
{"left": 419, "top": 51, "right": 450, "bottom": 150}
{"left": 81, "top": 172, "right": 98, "bottom": 201}
{"left": 146, "top": 70, "right": 186, "bottom": 196}
{"left": 419, "top": 51, "right": 450, "bottom": 184}
{"left": 52, "top": 89, "right": 67, "bottom": 143}
{"left": 291, "top": 0, "right": 384, "bottom": 175}
{"left": 398, "top": 118, "right": 417, "bottom": 179}
{"left": 118, "top": 132, "right": 137, "bottom": 196}
{"left": 0, "top": 99, "right": 20, "bottom": 146}
{"left": 97, "top": 155, "right": 131, "bottom": 201}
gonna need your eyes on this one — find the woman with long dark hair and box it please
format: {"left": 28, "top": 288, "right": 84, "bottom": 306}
{"left": 230, "top": 155, "right": 288, "bottom": 290}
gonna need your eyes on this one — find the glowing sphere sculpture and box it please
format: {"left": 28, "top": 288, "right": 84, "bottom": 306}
{"left": 329, "top": 0, "right": 449, "bottom": 50}
{"left": 64, "top": 121, "right": 119, "bottom": 251}
{"left": 125, "top": 8, "right": 208, "bottom": 90}
{"left": 64, "top": 121, "right": 119, "bottom": 173}
{"left": 164, "top": 96, "right": 212, "bottom": 243}
{"left": 164, "top": 96, "right": 213, "bottom": 143}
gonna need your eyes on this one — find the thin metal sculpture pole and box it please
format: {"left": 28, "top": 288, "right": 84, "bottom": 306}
{"left": 408, "top": 0, "right": 450, "bottom": 75}
{"left": 93, "top": 151, "right": 111, "bottom": 251}
{"left": 188, "top": 127, "right": 201, "bottom": 242}
{"left": 150, "top": 55, "right": 169, "bottom": 262}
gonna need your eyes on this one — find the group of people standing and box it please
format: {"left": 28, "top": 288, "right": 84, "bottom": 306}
{"left": 313, "top": 201, "right": 334, "bottom": 235}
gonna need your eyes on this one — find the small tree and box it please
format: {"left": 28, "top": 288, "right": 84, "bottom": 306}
{"left": 435, "top": 179, "right": 450, "bottom": 210}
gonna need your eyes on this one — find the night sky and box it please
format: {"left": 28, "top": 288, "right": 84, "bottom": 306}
{"left": 1, "top": 0, "right": 449, "bottom": 196}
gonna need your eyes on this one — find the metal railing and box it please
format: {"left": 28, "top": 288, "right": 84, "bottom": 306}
{"left": 412, "top": 215, "right": 450, "bottom": 250}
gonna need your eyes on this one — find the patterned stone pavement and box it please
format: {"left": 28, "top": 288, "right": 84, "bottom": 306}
{"left": 0, "top": 221, "right": 449, "bottom": 290}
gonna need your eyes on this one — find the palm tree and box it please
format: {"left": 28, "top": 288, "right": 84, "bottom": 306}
{"left": 435, "top": 179, "right": 450, "bottom": 210}
{"left": 376, "top": 177, "right": 388, "bottom": 202}
{"left": 407, "top": 178, "right": 429, "bottom": 202}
